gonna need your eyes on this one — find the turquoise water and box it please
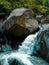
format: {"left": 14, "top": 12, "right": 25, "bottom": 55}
{"left": 0, "top": 24, "right": 49, "bottom": 65}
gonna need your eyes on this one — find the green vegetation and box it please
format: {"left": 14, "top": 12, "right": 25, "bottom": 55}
{"left": 0, "top": 0, "right": 49, "bottom": 16}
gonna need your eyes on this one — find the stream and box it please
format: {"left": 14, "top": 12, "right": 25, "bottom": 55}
{"left": 0, "top": 24, "right": 49, "bottom": 65}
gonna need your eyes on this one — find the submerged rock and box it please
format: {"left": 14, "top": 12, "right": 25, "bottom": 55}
{"left": 2, "top": 8, "right": 39, "bottom": 37}
{"left": 9, "top": 59, "right": 19, "bottom": 65}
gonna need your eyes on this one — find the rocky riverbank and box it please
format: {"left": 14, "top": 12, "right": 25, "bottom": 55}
{"left": 0, "top": 8, "right": 49, "bottom": 65}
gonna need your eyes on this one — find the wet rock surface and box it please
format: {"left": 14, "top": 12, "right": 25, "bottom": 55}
{"left": 37, "top": 29, "right": 49, "bottom": 63}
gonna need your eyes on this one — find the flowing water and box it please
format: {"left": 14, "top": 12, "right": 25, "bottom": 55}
{"left": 0, "top": 24, "right": 49, "bottom": 65}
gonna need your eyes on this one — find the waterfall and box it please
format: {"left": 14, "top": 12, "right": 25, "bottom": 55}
{"left": 18, "top": 25, "right": 43, "bottom": 55}
{"left": 0, "top": 25, "right": 49, "bottom": 65}
{"left": 18, "top": 32, "right": 40, "bottom": 55}
{"left": 0, "top": 31, "right": 40, "bottom": 65}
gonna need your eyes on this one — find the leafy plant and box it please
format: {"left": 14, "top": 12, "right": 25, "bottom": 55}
{"left": 0, "top": 0, "right": 49, "bottom": 16}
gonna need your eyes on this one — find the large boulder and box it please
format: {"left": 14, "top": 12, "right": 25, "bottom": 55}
{"left": 2, "top": 8, "right": 39, "bottom": 37}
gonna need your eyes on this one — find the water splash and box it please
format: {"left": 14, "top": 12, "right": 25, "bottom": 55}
{"left": 18, "top": 25, "right": 43, "bottom": 55}
{"left": 0, "top": 24, "right": 49, "bottom": 65}
{"left": 18, "top": 32, "right": 40, "bottom": 55}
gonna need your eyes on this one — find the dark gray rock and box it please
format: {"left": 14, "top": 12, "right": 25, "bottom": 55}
{"left": 37, "top": 30, "right": 49, "bottom": 62}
